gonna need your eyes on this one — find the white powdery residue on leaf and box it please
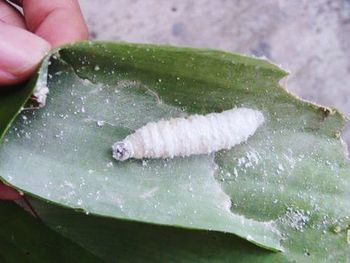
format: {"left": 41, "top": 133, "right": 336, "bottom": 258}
{"left": 112, "top": 107, "right": 265, "bottom": 161}
{"left": 281, "top": 208, "right": 310, "bottom": 232}
{"left": 203, "top": 158, "right": 283, "bottom": 250}
{"left": 246, "top": 150, "right": 260, "bottom": 165}
{"left": 116, "top": 79, "right": 140, "bottom": 90}
{"left": 282, "top": 148, "right": 296, "bottom": 169}
{"left": 140, "top": 187, "right": 159, "bottom": 199}
{"left": 32, "top": 81, "right": 49, "bottom": 107}
{"left": 278, "top": 163, "right": 284, "bottom": 171}
{"left": 96, "top": 120, "right": 105, "bottom": 127}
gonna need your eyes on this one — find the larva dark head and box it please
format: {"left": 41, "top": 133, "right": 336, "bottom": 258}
{"left": 112, "top": 141, "right": 132, "bottom": 161}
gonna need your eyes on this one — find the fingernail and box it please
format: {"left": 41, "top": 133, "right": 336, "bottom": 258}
{"left": 0, "top": 22, "right": 51, "bottom": 84}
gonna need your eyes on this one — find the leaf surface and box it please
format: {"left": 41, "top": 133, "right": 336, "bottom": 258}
{"left": 0, "top": 201, "right": 100, "bottom": 262}
{"left": 1, "top": 42, "right": 350, "bottom": 261}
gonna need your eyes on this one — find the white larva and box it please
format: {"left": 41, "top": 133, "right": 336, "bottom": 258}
{"left": 112, "top": 107, "right": 264, "bottom": 161}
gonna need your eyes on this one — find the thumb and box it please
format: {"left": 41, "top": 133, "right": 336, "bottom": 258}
{"left": 0, "top": 21, "right": 51, "bottom": 86}
{"left": 0, "top": 182, "right": 21, "bottom": 200}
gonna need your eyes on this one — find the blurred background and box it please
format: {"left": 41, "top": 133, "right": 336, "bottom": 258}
{"left": 79, "top": 0, "right": 350, "bottom": 149}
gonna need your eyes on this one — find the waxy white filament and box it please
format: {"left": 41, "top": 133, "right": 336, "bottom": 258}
{"left": 112, "top": 108, "right": 264, "bottom": 161}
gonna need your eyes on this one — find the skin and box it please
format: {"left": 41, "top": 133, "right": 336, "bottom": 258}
{"left": 0, "top": 0, "right": 88, "bottom": 200}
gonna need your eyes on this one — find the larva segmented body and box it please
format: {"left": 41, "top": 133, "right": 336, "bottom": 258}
{"left": 112, "top": 108, "right": 264, "bottom": 161}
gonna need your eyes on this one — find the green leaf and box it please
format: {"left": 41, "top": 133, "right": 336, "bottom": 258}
{"left": 28, "top": 195, "right": 350, "bottom": 262}
{"left": 28, "top": 196, "right": 286, "bottom": 262}
{"left": 0, "top": 56, "right": 50, "bottom": 142}
{"left": 0, "top": 43, "right": 282, "bottom": 251}
{"left": 1, "top": 42, "right": 350, "bottom": 261}
{"left": 0, "top": 201, "right": 100, "bottom": 262}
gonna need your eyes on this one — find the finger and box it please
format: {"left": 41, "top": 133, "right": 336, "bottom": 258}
{"left": 0, "top": 182, "right": 21, "bottom": 200}
{"left": 0, "top": 21, "right": 50, "bottom": 85}
{"left": 22, "top": 0, "right": 88, "bottom": 47}
{"left": 0, "top": 1, "right": 25, "bottom": 28}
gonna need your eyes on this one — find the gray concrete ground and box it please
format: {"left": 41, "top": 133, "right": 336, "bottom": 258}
{"left": 79, "top": 0, "right": 350, "bottom": 147}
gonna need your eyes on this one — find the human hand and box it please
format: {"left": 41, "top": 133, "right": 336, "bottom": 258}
{"left": 0, "top": 0, "right": 88, "bottom": 200}
{"left": 0, "top": 0, "right": 88, "bottom": 85}
{"left": 0, "top": 182, "right": 21, "bottom": 200}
